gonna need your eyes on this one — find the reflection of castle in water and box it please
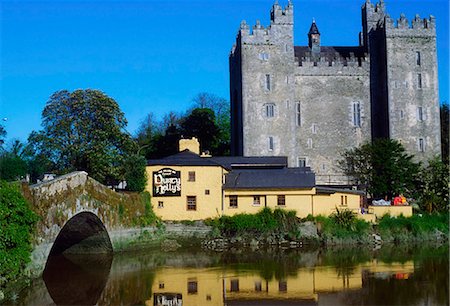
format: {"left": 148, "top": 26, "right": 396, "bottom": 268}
{"left": 146, "top": 261, "right": 414, "bottom": 306}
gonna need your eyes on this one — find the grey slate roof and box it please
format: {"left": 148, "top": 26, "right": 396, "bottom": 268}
{"left": 211, "top": 156, "right": 287, "bottom": 170}
{"left": 308, "top": 21, "right": 320, "bottom": 35}
{"left": 223, "top": 168, "right": 315, "bottom": 190}
{"left": 147, "top": 150, "right": 222, "bottom": 167}
{"left": 294, "top": 46, "right": 366, "bottom": 60}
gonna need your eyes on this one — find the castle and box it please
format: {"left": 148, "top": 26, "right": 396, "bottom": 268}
{"left": 229, "top": 0, "right": 441, "bottom": 185}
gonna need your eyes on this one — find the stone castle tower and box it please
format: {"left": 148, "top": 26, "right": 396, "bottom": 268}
{"left": 229, "top": 0, "right": 441, "bottom": 185}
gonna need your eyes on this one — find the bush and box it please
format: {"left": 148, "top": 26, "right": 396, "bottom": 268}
{"left": 0, "top": 181, "right": 39, "bottom": 289}
{"left": 214, "top": 207, "right": 299, "bottom": 236}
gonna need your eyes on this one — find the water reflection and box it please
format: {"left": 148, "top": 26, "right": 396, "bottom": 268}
{"left": 43, "top": 253, "right": 112, "bottom": 305}
{"left": 15, "top": 244, "right": 449, "bottom": 306}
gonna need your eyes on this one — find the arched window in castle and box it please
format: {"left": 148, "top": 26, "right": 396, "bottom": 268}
{"left": 296, "top": 102, "right": 301, "bottom": 126}
{"left": 352, "top": 102, "right": 361, "bottom": 127}
{"left": 265, "top": 103, "right": 275, "bottom": 118}
{"left": 417, "top": 73, "right": 422, "bottom": 89}
{"left": 265, "top": 74, "right": 271, "bottom": 91}
{"left": 417, "top": 106, "right": 424, "bottom": 121}
{"left": 416, "top": 51, "right": 421, "bottom": 66}
{"left": 268, "top": 136, "right": 274, "bottom": 151}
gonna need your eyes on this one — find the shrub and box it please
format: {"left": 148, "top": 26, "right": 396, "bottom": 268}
{"left": 0, "top": 181, "right": 39, "bottom": 289}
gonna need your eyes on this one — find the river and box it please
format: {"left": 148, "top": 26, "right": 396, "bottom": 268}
{"left": 8, "top": 243, "right": 449, "bottom": 305}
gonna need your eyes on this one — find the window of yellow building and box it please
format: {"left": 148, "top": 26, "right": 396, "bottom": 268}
{"left": 341, "top": 195, "right": 348, "bottom": 206}
{"left": 158, "top": 201, "right": 164, "bottom": 208}
{"left": 188, "top": 171, "right": 196, "bottom": 182}
{"left": 279, "top": 281, "right": 287, "bottom": 292}
{"left": 187, "top": 279, "right": 198, "bottom": 294}
{"left": 187, "top": 196, "right": 197, "bottom": 211}
{"left": 230, "top": 279, "right": 239, "bottom": 292}
{"left": 277, "top": 195, "right": 286, "bottom": 206}
{"left": 205, "top": 189, "right": 210, "bottom": 195}
{"left": 230, "top": 195, "right": 238, "bottom": 208}
{"left": 255, "top": 281, "right": 262, "bottom": 292}
{"left": 253, "top": 196, "right": 261, "bottom": 206}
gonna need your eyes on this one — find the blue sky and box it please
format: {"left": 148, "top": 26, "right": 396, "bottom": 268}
{"left": 1, "top": 0, "right": 448, "bottom": 143}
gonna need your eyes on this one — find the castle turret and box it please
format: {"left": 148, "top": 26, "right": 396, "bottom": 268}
{"left": 308, "top": 20, "right": 320, "bottom": 58}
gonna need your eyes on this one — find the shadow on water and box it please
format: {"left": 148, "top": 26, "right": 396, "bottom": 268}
{"left": 43, "top": 253, "right": 113, "bottom": 305}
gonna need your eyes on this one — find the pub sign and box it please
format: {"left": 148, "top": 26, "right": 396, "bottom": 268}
{"left": 153, "top": 168, "right": 181, "bottom": 196}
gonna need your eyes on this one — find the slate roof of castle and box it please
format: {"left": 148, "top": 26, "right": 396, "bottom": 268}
{"left": 308, "top": 21, "right": 320, "bottom": 35}
{"left": 294, "top": 46, "right": 367, "bottom": 60}
{"left": 223, "top": 168, "right": 316, "bottom": 190}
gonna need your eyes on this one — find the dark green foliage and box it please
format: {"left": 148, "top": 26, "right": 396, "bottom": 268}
{"left": 134, "top": 192, "right": 159, "bottom": 226}
{"left": 0, "top": 154, "right": 27, "bottom": 181}
{"left": 339, "top": 139, "right": 421, "bottom": 198}
{"left": 0, "top": 124, "right": 5, "bottom": 148}
{"left": 315, "top": 214, "right": 371, "bottom": 240}
{"left": 417, "top": 156, "right": 449, "bottom": 213}
{"left": 213, "top": 207, "right": 299, "bottom": 236}
{"left": 330, "top": 207, "right": 358, "bottom": 231}
{"left": 180, "top": 108, "right": 220, "bottom": 154}
{"left": 377, "top": 213, "right": 449, "bottom": 240}
{"left": 0, "top": 180, "right": 39, "bottom": 288}
{"left": 440, "top": 102, "right": 449, "bottom": 164}
{"left": 123, "top": 154, "right": 147, "bottom": 192}
{"left": 28, "top": 89, "right": 137, "bottom": 185}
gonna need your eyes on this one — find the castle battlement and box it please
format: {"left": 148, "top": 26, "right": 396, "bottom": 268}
{"left": 384, "top": 14, "right": 436, "bottom": 31}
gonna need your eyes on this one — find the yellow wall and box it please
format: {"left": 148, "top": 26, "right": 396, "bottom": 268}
{"left": 146, "top": 165, "right": 225, "bottom": 221}
{"left": 369, "top": 205, "right": 413, "bottom": 218}
{"left": 313, "top": 191, "right": 361, "bottom": 217}
{"left": 223, "top": 190, "right": 315, "bottom": 218}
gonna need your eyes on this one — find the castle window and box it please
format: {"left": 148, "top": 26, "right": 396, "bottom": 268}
{"left": 417, "top": 73, "right": 422, "bottom": 89}
{"left": 400, "top": 110, "right": 404, "bottom": 119}
{"left": 265, "top": 103, "right": 275, "bottom": 117}
{"left": 312, "top": 123, "right": 317, "bottom": 134}
{"left": 296, "top": 102, "right": 302, "bottom": 126}
{"left": 352, "top": 102, "right": 361, "bottom": 127}
{"left": 229, "top": 195, "right": 238, "bottom": 208}
{"left": 277, "top": 195, "right": 286, "bottom": 206}
{"left": 417, "top": 107, "right": 424, "bottom": 121}
{"left": 416, "top": 51, "right": 421, "bottom": 66}
{"left": 188, "top": 171, "right": 196, "bottom": 182}
{"left": 259, "top": 53, "right": 269, "bottom": 61}
{"left": 297, "top": 157, "right": 306, "bottom": 167}
{"left": 187, "top": 196, "right": 197, "bottom": 211}
{"left": 307, "top": 138, "right": 313, "bottom": 148}
{"left": 418, "top": 138, "right": 425, "bottom": 152}
{"left": 253, "top": 196, "right": 261, "bottom": 206}
{"left": 265, "top": 74, "right": 271, "bottom": 91}
{"left": 268, "top": 136, "right": 274, "bottom": 151}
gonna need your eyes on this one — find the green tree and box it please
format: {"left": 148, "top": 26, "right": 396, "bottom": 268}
{"left": 339, "top": 139, "right": 421, "bottom": 198}
{"left": 0, "top": 140, "right": 28, "bottom": 181}
{"left": 180, "top": 108, "right": 220, "bottom": 154}
{"left": 29, "top": 89, "right": 137, "bottom": 185}
{"left": 0, "top": 124, "right": 5, "bottom": 149}
{"left": 192, "top": 93, "right": 230, "bottom": 155}
{"left": 417, "top": 156, "right": 449, "bottom": 213}
{"left": 0, "top": 180, "right": 38, "bottom": 288}
{"left": 123, "top": 154, "right": 147, "bottom": 192}
{"left": 440, "top": 102, "right": 449, "bottom": 164}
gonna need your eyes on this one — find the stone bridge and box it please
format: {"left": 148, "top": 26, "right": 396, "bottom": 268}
{"left": 21, "top": 171, "right": 152, "bottom": 275}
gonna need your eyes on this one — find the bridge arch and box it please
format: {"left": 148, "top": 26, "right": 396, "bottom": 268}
{"left": 48, "top": 211, "right": 113, "bottom": 256}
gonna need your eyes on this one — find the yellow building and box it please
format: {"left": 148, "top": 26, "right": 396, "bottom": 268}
{"left": 146, "top": 138, "right": 411, "bottom": 221}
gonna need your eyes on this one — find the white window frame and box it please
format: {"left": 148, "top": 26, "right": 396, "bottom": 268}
{"left": 352, "top": 102, "right": 361, "bottom": 127}
{"left": 265, "top": 103, "right": 275, "bottom": 118}
{"left": 297, "top": 157, "right": 307, "bottom": 167}
{"left": 253, "top": 196, "right": 261, "bottom": 206}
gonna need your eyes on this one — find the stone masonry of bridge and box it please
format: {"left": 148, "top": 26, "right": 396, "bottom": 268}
{"left": 20, "top": 171, "right": 152, "bottom": 276}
